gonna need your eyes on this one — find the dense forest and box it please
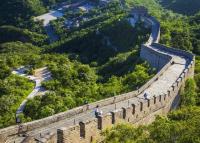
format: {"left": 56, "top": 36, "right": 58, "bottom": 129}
{"left": 158, "top": 0, "right": 200, "bottom": 15}
{"left": 0, "top": 2, "right": 199, "bottom": 143}
{"left": 0, "top": 0, "right": 73, "bottom": 25}
{"left": 0, "top": 1, "right": 154, "bottom": 128}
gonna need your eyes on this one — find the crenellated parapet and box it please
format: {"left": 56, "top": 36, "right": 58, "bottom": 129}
{"left": 57, "top": 72, "right": 189, "bottom": 143}
{"left": 0, "top": 9, "right": 195, "bottom": 143}
{"left": 54, "top": 14, "right": 195, "bottom": 143}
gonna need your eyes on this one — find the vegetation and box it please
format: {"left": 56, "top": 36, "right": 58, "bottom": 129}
{"left": 0, "top": 26, "right": 47, "bottom": 46}
{"left": 49, "top": 20, "right": 150, "bottom": 65}
{"left": 0, "top": 0, "right": 199, "bottom": 138}
{"left": 102, "top": 1, "right": 200, "bottom": 142}
{"left": 158, "top": 0, "right": 200, "bottom": 15}
{"left": 0, "top": 0, "right": 46, "bottom": 25}
{"left": 0, "top": 42, "right": 41, "bottom": 68}
{"left": 103, "top": 106, "right": 200, "bottom": 143}
{"left": 0, "top": 2, "right": 155, "bottom": 127}
{"left": 0, "top": 75, "right": 34, "bottom": 128}
{"left": 23, "top": 52, "right": 154, "bottom": 120}
{"left": 0, "top": 0, "right": 74, "bottom": 26}
{"left": 181, "top": 78, "right": 197, "bottom": 106}
{"left": 102, "top": 76, "right": 200, "bottom": 143}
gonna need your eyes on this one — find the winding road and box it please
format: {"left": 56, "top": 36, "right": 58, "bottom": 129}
{"left": 12, "top": 67, "right": 51, "bottom": 116}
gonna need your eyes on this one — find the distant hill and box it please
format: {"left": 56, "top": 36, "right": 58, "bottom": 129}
{"left": 125, "top": 0, "right": 163, "bottom": 15}
{"left": 0, "top": 26, "right": 47, "bottom": 46}
{"left": 0, "top": 0, "right": 46, "bottom": 25}
{"left": 158, "top": 0, "right": 200, "bottom": 15}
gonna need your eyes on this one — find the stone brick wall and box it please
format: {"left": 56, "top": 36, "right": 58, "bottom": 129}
{"left": 0, "top": 14, "right": 195, "bottom": 143}
{"left": 140, "top": 44, "right": 172, "bottom": 70}
{"left": 57, "top": 62, "right": 194, "bottom": 143}
{"left": 0, "top": 60, "right": 174, "bottom": 142}
{"left": 55, "top": 16, "right": 195, "bottom": 143}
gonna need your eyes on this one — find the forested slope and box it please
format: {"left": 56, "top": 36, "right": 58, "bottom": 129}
{"left": 0, "top": 2, "right": 155, "bottom": 128}
{"left": 102, "top": 0, "right": 200, "bottom": 142}
{"left": 0, "top": 0, "right": 72, "bottom": 25}
{"left": 158, "top": 0, "right": 200, "bottom": 15}
{"left": 0, "top": 0, "right": 199, "bottom": 136}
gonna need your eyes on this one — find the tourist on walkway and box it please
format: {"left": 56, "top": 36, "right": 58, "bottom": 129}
{"left": 144, "top": 92, "right": 149, "bottom": 99}
{"left": 94, "top": 105, "right": 102, "bottom": 117}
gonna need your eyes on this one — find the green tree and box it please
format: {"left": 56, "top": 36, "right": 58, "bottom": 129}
{"left": 39, "top": 106, "right": 55, "bottom": 118}
{"left": 0, "top": 26, "right": 47, "bottom": 46}
{"left": 0, "top": 61, "right": 11, "bottom": 79}
{"left": 0, "top": 0, "right": 46, "bottom": 25}
{"left": 181, "top": 78, "right": 197, "bottom": 106}
{"left": 24, "top": 98, "right": 41, "bottom": 119}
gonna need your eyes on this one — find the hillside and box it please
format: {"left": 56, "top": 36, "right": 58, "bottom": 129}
{"left": 158, "top": 0, "right": 200, "bottom": 15}
{"left": 0, "top": 2, "right": 155, "bottom": 128}
{"left": 0, "top": 0, "right": 199, "bottom": 141}
{"left": 0, "top": 26, "right": 47, "bottom": 46}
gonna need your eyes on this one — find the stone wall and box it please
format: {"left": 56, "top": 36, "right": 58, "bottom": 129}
{"left": 55, "top": 16, "right": 195, "bottom": 143}
{"left": 0, "top": 57, "right": 174, "bottom": 142}
{"left": 22, "top": 133, "right": 56, "bottom": 143}
{"left": 152, "top": 43, "right": 194, "bottom": 60}
{"left": 140, "top": 44, "right": 172, "bottom": 70}
{"left": 57, "top": 58, "right": 194, "bottom": 143}
{"left": 0, "top": 14, "right": 195, "bottom": 143}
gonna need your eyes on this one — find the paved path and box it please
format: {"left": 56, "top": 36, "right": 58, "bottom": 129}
{"left": 12, "top": 67, "right": 51, "bottom": 115}
{"left": 34, "top": 1, "right": 85, "bottom": 42}
{"left": 35, "top": 11, "right": 63, "bottom": 27}
{"left": 34, "top": 1, "right": 85, "bottom": 26}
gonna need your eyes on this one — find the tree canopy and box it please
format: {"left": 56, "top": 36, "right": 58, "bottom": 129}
{"left": 103, "top": 77, "right": 200, "bottom": 143}
{"left": 0, "top": 0, "right": 200, "bottom": 133}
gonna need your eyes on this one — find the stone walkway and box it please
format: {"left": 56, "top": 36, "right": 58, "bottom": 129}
{"left": 13, "top": 67, "right": 51, "bottom": 116}
{"left": 7, "top": 46, "right": 189, "bottom": 142}
{"left": 5, "top": 15, "right": 191, "bottom": 143}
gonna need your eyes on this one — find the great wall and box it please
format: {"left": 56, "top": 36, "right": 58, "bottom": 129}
{"left": 0, "top": 8, "right": 195, "bottom": 143}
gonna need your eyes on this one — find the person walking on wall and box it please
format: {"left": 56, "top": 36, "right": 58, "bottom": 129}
{"left": 144, "top": 92, "right": 149, "bottom": 100}
{"left": 94, "top": 105, "right": 102, "bottom": 117}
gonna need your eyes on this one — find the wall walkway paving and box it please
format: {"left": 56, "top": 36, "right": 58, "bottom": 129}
{"left": 0, "top": 12, "right": 195, "bottom": 143}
